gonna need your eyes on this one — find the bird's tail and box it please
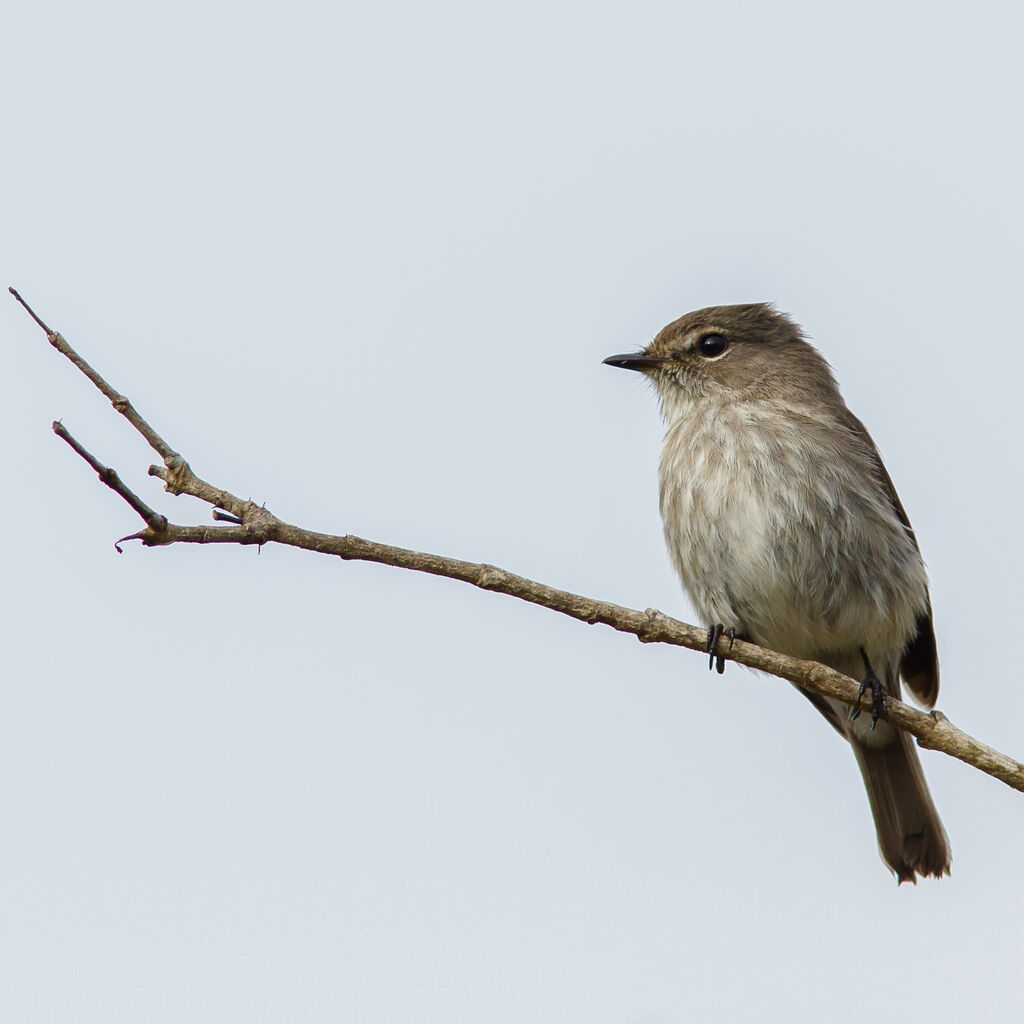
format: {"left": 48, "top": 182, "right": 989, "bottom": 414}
{"left": 850, "top": 728, "right": 951, "bottom": 883}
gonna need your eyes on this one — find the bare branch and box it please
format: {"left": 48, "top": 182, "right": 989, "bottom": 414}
{"left": 14, "top": 288, "right": 1024, "bottom": 795}
{"left": 52, "top": 421, "right": 168, "bottom": 547}
{"left": 10, "top": 287, "right": 177, "bottom": 463}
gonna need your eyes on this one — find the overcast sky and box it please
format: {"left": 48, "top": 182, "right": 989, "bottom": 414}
{"left": 3, "top": 1, "right": 1023, "bottom": 1021}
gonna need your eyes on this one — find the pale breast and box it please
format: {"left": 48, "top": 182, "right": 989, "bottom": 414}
{"left": 658, "top": 396, "right": 929, "bottom": 662}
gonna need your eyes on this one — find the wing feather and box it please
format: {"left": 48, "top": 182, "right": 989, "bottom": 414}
{"left": 840, "top": 411, "right": 940, "bottom": 707}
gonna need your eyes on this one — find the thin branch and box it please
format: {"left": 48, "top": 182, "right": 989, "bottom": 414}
{"left": 52, "top": 420, "right": 168, "bottom": 549}
{"left": 10, "top": 288, "right": 177, "bottom": 463}
{"left": 15, "top": 288, "right": 1024, "bottom": 795}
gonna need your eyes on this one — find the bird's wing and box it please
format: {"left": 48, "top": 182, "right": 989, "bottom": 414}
{"left": 840, "top": 410, "right": 940, "bottom": 708}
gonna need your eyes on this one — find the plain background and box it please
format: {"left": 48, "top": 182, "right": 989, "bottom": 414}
{"left": 3, "top": 1, "right": 1022, "bottom": 1020}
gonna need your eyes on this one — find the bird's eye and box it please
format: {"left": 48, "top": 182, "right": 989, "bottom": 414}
{"left": 697, "top": 333, "right": 729, "bottom": 358}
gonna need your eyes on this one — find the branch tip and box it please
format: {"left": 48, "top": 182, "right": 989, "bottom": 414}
{"left": 114, "top": 530, "right": 147, "bottom": 554}
{"left": 9, "top": 287, "right": 53, "bottom": 334}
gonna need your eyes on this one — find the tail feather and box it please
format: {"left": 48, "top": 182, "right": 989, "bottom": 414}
{"left": 851, "top": 729, "right": 951, "bottom": 883}
{"left": 796, "top": 655, "right": 951, "bottom": 881}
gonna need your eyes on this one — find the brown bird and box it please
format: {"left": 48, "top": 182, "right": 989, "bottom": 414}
{"left": 605, "top": 303, "right": 950, "bottom": 882}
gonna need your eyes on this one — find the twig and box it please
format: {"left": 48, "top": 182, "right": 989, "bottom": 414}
{"left": 10, "top": 288, "right": 177, "bottom": 463}
{"left": 14, "top": 287, "right": 1024, "bottom": 794}
{"left": 51, "top": 420, "right": 168, "bottom": 551}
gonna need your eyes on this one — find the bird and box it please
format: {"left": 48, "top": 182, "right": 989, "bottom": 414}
{"left": 604, "top": 303, "right": 950, "bottom": 882}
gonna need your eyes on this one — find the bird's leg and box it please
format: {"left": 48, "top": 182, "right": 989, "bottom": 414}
{"left": 706, "top": 624, "right": 736, "bottom": 675}
{"left": 850, "top": 648, "right": 887, "bottom": 729}
{"left": 706, "top": 623, "right": 722, "bottom": 670}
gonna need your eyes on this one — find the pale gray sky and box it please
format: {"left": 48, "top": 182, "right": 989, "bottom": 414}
{"left": 3, "top": 0, "right": 1023, "bottom": 1020}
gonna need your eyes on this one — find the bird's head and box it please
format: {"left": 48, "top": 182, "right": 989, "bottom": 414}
{"left": 604, "top": 303, "right": 839, "bottom": 419}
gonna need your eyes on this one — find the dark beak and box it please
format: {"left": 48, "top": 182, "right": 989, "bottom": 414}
{"left": 603, "top": 353, "right": 673, "bottom": 372}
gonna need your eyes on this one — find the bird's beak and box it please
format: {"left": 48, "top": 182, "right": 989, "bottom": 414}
{"left": 602, "top": 353, "right": 673, "bottom": 372}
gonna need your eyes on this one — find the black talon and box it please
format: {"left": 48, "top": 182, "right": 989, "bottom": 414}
{"left": 707, "top": 624, "right": 723, "bottom": 671}
{"left": 850, "top": 648, "right": 887, "bottom": 729}
{"left": 706, "top": 623, "right": 734, "bottom": 674}
{"left": 718, "top": 627, "right": 736, "bottom": 674}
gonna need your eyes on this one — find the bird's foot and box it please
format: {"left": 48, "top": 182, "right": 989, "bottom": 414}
{"left": 706, "top": 623, "right": 736, "bottom": 675}
{"left": 850, "top": 648, "right": 887, "bottom": 730}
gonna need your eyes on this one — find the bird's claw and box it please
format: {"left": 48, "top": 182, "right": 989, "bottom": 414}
{"left": 706, "top": 623, "right": 736, "bottom": 675}
{"left": 850, "top": 649, "right": 887, "bottom": 729}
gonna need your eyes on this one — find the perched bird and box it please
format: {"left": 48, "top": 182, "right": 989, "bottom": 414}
{"left": 604, "top": 303, "right": 950, "bottom": 882}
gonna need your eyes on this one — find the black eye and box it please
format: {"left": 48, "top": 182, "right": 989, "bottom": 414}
{"left": 697, "top": 333, "right": 729, "bottom": 358}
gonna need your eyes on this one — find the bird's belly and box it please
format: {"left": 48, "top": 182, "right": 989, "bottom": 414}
{"left": 658, "top": 411, "right": 927, "bottom": 662}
